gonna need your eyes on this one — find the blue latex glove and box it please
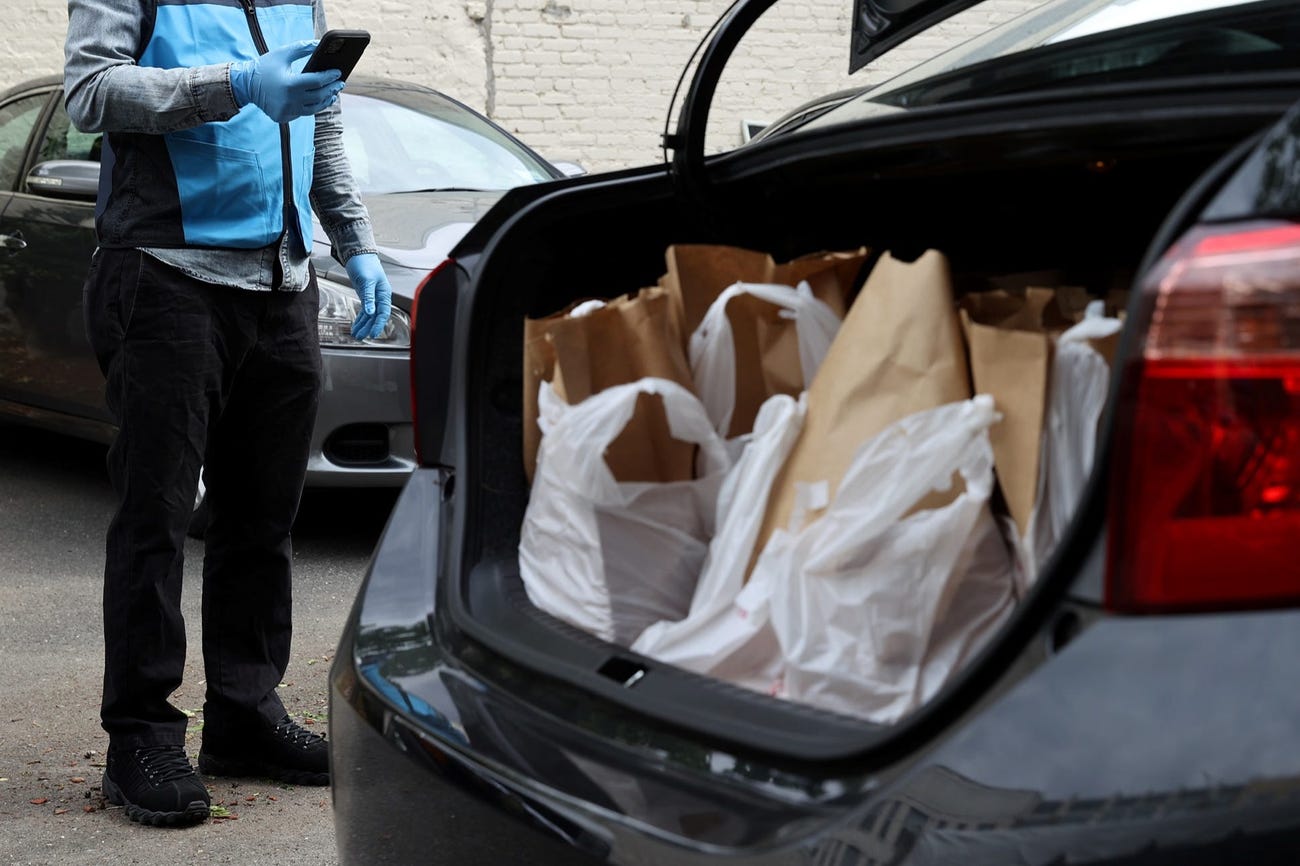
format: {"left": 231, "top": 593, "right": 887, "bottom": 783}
{"left": 230, "top": 41, "right": 344, "bottom": 123}
{"left": 345, "top": 253, "right": 393, "bottom": 341}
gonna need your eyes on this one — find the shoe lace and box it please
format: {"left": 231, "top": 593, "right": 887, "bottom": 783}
{"left": 274, "top": 716, "right": 326, "bottom": 749}
{"left": 134, "top": 745, "right": 197, "bottom": 785}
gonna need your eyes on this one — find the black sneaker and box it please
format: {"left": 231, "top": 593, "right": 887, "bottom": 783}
{"left": 198, "top": 715, "right": 329, "bottom": 786}
{"left": 103, "top": 745, "right": 210, "bottom": 827}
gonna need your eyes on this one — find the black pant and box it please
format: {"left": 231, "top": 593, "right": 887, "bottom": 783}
{"left": 84, "top": 249, "right": 322, "bottom": 747}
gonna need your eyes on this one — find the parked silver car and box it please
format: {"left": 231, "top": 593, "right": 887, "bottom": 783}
{"left": 0, "top": 75, "right": 567, "bottom": 525}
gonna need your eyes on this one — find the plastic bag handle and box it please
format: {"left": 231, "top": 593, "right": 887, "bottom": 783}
{"left": 689, "top": 280, "right": 841, "bottom": 436}
{"left": 537, "top": 378, "right": 730, "bottom": 496}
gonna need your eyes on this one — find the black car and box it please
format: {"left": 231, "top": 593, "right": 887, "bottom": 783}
{"left": 0, "top": 76, "right": 564, "bottom": 525}
{"left": 330, "top": 1, "right": 1300, "bottom": 863}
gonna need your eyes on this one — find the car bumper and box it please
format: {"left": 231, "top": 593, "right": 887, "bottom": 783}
{"left": 331, "top": 470, "right": 1300, "bottom": 865}
{"left": 307, "top": 345, "right": 415, "bottom": 488}
{"left": 330, "top": 676, "right": 611, "bottom": 865}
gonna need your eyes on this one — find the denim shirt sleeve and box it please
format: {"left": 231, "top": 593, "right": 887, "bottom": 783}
{"left": 310, "top": 101, "right": 377, "bottom": 265}
{"left": 63, "top": 0, "right": 242, "bottom": 135}
{"left": 308, "top": 2, "right": 378, "bottom": 265}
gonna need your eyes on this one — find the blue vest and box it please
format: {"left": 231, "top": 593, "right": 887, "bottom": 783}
{"left": 98, "top": 0, "right": 316, "bottom": 252}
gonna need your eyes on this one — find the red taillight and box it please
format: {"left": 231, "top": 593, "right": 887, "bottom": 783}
{"left": 1107, "top": 220, "right": 1300, "bottom": 613}
{"left": 409, "top": 257, "right": 455, "bottom": 466}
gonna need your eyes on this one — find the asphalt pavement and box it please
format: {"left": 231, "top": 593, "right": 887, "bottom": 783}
{"left": 0, "top": 420, "right": 398, "bottom": 865}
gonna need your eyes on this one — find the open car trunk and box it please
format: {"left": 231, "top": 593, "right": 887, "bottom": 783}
{"left": 444, "top": 84, "right": 1294, "bottom": 762}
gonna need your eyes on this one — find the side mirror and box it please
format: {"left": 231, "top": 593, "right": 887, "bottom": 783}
{"left": 26, "top": 160, "right": 99, "bottom": 201}
{"left": 550, "top": 160, "right": 587, "bottom": 178}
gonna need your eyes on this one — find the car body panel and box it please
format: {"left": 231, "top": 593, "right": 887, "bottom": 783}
{"left": 0, "top": 188, "right": 103, "bottom": 423}
{"left": 312, "top": 189, "right": 504, "bottom": 276}
{"left": 333, "top": 469, "right": 1300, "bottom": 863}
{"left": 1202, "top": 96, "right": 1300, "bottom": 221}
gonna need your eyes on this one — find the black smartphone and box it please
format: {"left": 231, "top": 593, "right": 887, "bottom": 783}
{"left": 303, "top": 29, "right": 370, "bottom": 81}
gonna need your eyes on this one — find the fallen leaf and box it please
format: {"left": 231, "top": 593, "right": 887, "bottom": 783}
{"left": 268, "top": 795, "right": 278, "bottom": 802}
{"left": 30, "top": 798, "right": 47, "bottom": 805}
{"left": 54, "top": 808, "right": 69, "bottom": 815}
{"left": 244, "top": 795, "right": 256, "bottom": 802}
{"left": 83, "top": 805, "right": 96, "bottom": 813}
{"left": 70, "top": 777, "right": 85, "bottom": 784}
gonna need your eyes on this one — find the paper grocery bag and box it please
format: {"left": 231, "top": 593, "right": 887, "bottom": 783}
{"left": 602, "top": 390, "right": 698, "bottom": 484}
{"left": 958, "top": 287, "right": 1055, "bottom": 538}
{"left": 689, "top": 283, "right": 841, "bottom": 439}
{"left": 727, "top": 293, "right": 804, "bottom": 438}
{"left": 661, "top": 244, "right": 868, "bottom": 350}
{"left": 970, "top": 270, "right": 1097, "bottom": 328}
{"left": 522, "top": 287, "right": 693, "bottom": 482}
{"left": 748, "top": 250, "right": 972, "bottom": 572}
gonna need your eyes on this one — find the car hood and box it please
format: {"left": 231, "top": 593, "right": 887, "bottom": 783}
{"left": 313, "top": 189, "right": 506, "bottom": 271}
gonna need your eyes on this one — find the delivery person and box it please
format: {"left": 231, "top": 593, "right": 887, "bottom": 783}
{"left": 64, "top": 0, "right": 391, "bottom": 826}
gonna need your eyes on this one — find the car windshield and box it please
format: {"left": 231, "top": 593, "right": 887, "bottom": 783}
{"left": 340, "top": 86, "right": 556, "bottom": 195}
{"left": 794, "top": 0, "right": 1291, "bottom": 134}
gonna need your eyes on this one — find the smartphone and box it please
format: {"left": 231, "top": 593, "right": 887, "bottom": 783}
{"left": 303, "top": 29, "right": 370, "bottom": 81}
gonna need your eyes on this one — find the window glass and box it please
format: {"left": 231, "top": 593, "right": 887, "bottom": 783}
{"left": 0, "top": 92, "right": 51, "bottom": 190}
{"left": 36, "top": 99, "right": 102, "bottom": 164}
{"left": 779, "top": 0, "right": 1287, "bottom": 138}
{"left": 339, "top": 89, "right": 554, "bottom": 195}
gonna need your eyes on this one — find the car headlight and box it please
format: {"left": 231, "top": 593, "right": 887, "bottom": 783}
{"left": 318, "top": 277, "right": 411, "bottom": 349}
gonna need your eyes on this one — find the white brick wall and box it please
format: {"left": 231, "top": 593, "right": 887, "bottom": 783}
{"left": 7, "top": 2, "right": 69, "bottom": 85}
{"left": 14, "top": 0, "right": 1047, "bottom": 172}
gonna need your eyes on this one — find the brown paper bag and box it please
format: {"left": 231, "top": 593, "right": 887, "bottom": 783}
{"left": 958, "top": 287, "right": 1056, "bottom": 538}
{"left": 522, "top": 287, "right": 694, "bottom": 482}
{"left": 602, "top": 391, "right": 698, "bottom": 484}
{"left": 660, "top": 244, "right": 868, "bottom": 349}
{"left": 724, "top": 293, "right": 806, "bottom": 439}
{"left": 748, "top": 250, "right": 972, "bottom": 573}
{"left": 973, "top": 270, "right": 1095, "bottom": 327}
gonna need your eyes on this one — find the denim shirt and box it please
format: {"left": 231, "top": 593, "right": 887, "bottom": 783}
{"left": 63, "top": 0, "right": 377, "bottom": 292}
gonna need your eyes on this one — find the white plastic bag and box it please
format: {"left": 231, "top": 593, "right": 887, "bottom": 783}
{"left": 519, "top": 378, "right": 730, "bottom": 646}
{"left": 747, "top": 396, "right": 1017, "bottom": 723}
{"left": 689, "top": 281, "right": 841, "bottom": 439}
{"left": 631, "top": 393, "right": 806, "bottom": 691}
{"left": 1026, "top": 304, "right": 1123, "bottom": 580}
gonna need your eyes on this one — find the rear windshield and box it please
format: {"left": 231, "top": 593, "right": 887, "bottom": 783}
{"left": 800, "top": 0, "right": 1295, "bottom": 132}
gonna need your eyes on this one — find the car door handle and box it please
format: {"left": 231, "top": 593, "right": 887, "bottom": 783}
{"left": 0, "top": 231, "right": 26, "bottom": 252}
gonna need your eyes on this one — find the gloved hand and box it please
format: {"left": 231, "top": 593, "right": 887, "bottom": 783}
{"left": 345, "top": 253, "right": 393, "bottom": 341}
{"left": 230, "top": 41, "right": 344, "bottom": 123}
